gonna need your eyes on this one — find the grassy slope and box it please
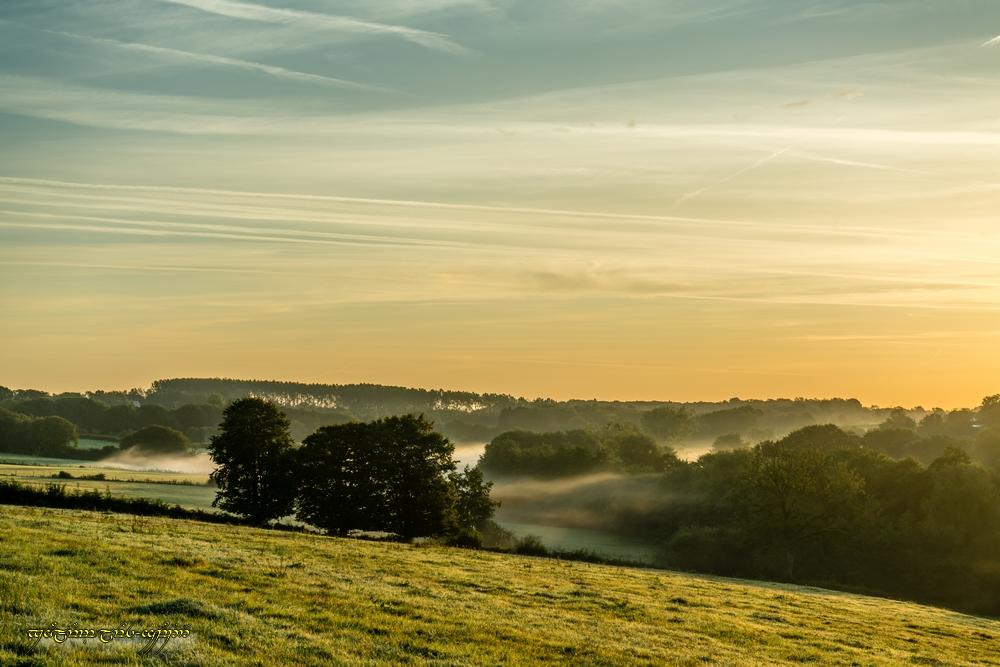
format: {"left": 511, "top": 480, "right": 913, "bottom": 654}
{"left": 0, "top": 506, "right": 996, "bottom": 666}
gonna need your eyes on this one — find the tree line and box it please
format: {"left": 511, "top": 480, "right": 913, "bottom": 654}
{"left": 479, "top": 397, "right": 1000, "bottom": 478}
{"left": 479, "top": 425, "right": 679, "bottom": 477}
{"left": 1, "top": 379, "right": 931, "bottom": 450}
{"left": 649, "top": 431, "right": 1000, "bottom": 615}
{"left": 0, "top": 407, "right": 106, "bottom": 459}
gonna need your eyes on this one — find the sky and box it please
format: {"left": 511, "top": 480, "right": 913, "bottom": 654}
{"left": 1, "top": 0, "right": 999, "bottom": 408}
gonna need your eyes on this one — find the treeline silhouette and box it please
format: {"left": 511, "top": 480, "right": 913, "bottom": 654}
{"left": 480, "top": 425, "right": 678, "bottom": 477}
{"left": 0, "top": 379, "right": 913, "bottom": 452}
{"left": 480, "top": 401, "right": 1000, "bottom": 477}
{"left": 0, "top": 407, "right": 113, "bottom": 459}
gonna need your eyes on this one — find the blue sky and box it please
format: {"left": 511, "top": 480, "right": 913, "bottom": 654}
{"left": 2, "top": 0, "right": 999, "bottom": 406}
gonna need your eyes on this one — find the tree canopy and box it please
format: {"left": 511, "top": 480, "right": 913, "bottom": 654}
{"left": 120, "top": 425, "right": 193, "bottom": 455}
{"left": 208, "top": 398, "right": 298, "bottom": 524}
{"left": 296, "top": 414, "right": 495, "bottom": 539}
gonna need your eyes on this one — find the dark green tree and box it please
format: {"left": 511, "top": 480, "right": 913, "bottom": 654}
{"left": 877, "top": 408, "right": 917, "bottom": 431}
{"left": 450, "top": 465, "right": 498, "bottom": 532}
{"left": 296, "top": 415, "right": 489, "bottom": 539}
{"left": 27, "top": 416, "right": 79, "bottom": 456}
{"left": 208, "top": 398, "right": 297, "bottom": 524}
{"left": 120, "top": 425, "right": 193, "bottom": 455}
{"left": 296, "top": 422, "right": 388, "bottom": 535}
{"left": 742, "top": 440, "right": 864, "bottom": 580}
{"left": 979, "top": 395, "right": 1000, "bottom": 429}
{"left": 376, "top": 415, "right": 458, "bottom": 537}
{"left": 640, "top": 406, "right": 693, "bottom": 442}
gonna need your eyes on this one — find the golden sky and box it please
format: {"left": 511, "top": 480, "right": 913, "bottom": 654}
{"left": 1, "top": 1, "right": 999, "bottom": 408}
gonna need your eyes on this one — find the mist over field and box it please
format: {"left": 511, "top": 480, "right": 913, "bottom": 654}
{"left": 99, "top": 449, "right": 215, "bottom": 476}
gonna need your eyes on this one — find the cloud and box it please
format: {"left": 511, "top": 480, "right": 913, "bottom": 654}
{"left": 673, "top": 147, "right": 790, "bottom": 207}
{"left": 158, "top": 0, "right": 465, "bottom": 53}
{"left": 40, "top": 29, "right": 397, "bottom": 93}
{"left": 983, "top": 35, "right": 1000, "bottom": 47}
{"left": 0, "top": 209, "right": 467, "bottom": 249}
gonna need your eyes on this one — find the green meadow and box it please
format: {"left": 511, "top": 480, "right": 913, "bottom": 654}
{"left": 1, "top": 505, "right": 996, "bottom": 666}
{"left": 0, "top": 464, "right": 214, "bottom": 510}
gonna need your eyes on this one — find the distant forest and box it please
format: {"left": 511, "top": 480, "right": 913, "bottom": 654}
{"left": 0, "top": 376, "right": 955, "bottom": 449}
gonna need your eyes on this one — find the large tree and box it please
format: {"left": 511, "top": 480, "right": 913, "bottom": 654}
{"left": 208, "top": 398, "right": 297, "bottom": 524}
{"left": 296, "top": 415, "right": 493, "bottom": 539}
{"left": 742, "top": 440, "right": 864, "bottom": 580}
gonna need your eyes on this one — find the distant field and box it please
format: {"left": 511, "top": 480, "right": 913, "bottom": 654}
{"left": 1, "top": 506, "right": 996, "bottom": 666}
{"left": 75, "top": 438, "right": 117, "bottom": 451}
{"left": 0, "top": 462, "right": 215, "bottom": 509}
{"left": 0, "top": 458, "right": 660, "bottom": 560}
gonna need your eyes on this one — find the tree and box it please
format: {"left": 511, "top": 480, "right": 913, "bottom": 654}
{"left": 120, "top": 425, "right": 193, "bottom": 455}
{"left": 743, "top": 440, "right": 864, "bottom": 580}
{"left": 208, "top": 398, "right": 297, "bottom": 524}
{"left": 979, "top": 395, "right": 1000, "bottom": 429}
{"left": 296, "top": 422, "right": 387, "bottom": 535}
{"left": 376, "top": 415, "right": 458, "bottom": 537}
{"left": 780, "top": 424, "right": 857, "bottom": 450}
{"left": 26, "top": 416, "right": 79, "bottom": 456}
{"left": 600, "top": 423, "right": 675, "bottom": 472}
{"left": 98, "top": 405, "right": 137, "bottom": 435}
{"left": 877, "top": 408, "right": 917, "bottom": 432}
{"left": 696, "top": 405, "right": 763, "bottom": 438}
{"left": 296, "top": 415, "right": 493, "bottom": 539}
{"left": 640, "top": 406, "right": 692, "bottom": 442}
{"left": 450, "top": 466, "right": 498, "bottom": 533}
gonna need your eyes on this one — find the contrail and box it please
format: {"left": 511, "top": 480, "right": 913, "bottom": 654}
{"left": 673, "top": 147, "right": 790, "bottom": 208}
{"left": 159, "top": 0, "right": 465, "bottom": 53}
{"left": 0, "top": 175, "right": 963, "bottom": 242}
{"left": 40, "top": 29, "right": 397, "bottom": 94}
{"left": 0, "top": 209, "right": 468, "bottom": 249}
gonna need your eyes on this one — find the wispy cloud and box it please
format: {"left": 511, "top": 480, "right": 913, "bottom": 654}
{"left": 0, "top": 208, "right": 468, "bottom": 249}
{"left": 40, "top": 28, "right": 396, "bottom": 93}
{"left": 0, "top": 176, "right": 959, "bottom": 243}
{"left": 673, "top": 147, "right": 790, "bottom": 207}
{"left": 158, "top": 0, "right": 465, "bottom": 53}
{"left": 983, "top": 35, "right": 1000, "bottom": 47}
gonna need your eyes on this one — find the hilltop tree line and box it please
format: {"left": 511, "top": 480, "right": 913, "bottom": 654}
{"left": 479, "top": 397, "right": 1000, "bottom": 477}
{"left": 0, "top": 379, "right": 918, "bottom": 452}
{"left": 644, "top": 426, "right": 1000, "bottom": 615}
{"left": 208, "top": 399, "right": 498, "bottom": 544}
{"left": 480, "top": 425, "right": 679, "bottom": 477}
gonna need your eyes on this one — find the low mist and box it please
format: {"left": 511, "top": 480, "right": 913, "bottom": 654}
{"left": 100, "top": 449, "right": 215, "bottom": 475}
{"left": 490, "top": 472, "right": 667, "bottom": 531}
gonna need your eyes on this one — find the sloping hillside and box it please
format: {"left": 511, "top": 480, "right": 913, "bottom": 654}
{"left": 0, "top": 506, "right": 996, "bottom": 666}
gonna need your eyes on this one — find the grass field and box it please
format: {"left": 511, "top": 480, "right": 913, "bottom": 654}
{"left": 1, "top": 506, "right": 996, "bottom": 666}
{"left": 0, "top": 464, "right": 215, "bottom": 510}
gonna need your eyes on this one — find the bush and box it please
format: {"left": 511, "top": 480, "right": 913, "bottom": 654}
{"left": 513, "top": 535, "right": 548, "bottom": 556}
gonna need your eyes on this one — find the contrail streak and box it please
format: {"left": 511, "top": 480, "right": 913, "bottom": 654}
{"left": 41, "top": 29, "right": 397, "bottom": 94}
{"left": 159, "top": 0, "right": 465, "bottom": 53}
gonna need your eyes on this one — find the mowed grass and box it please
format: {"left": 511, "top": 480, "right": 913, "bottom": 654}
{"left": 0, "top": 506, "right": 997, "bottom": 666}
